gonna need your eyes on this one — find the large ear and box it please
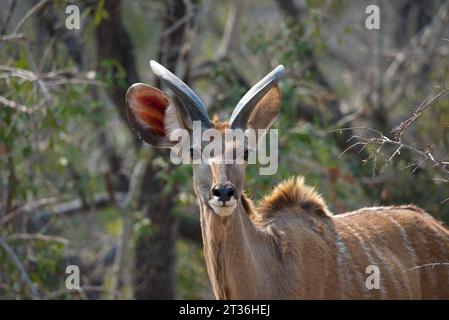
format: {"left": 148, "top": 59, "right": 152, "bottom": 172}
{"left": 246, "top": 85, "right": 282, "bottom": 131}
{"left": 126, "top": 83, "right": 186, "bottom": 147}
{"left": 229, "top": 65, "right": 284, "bottom": 129}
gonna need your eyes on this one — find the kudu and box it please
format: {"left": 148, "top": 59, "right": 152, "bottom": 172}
{"left": 126, "top": 60, "right": 449, "bottom": 299}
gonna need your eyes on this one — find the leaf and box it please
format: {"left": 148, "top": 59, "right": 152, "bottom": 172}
{"left": 94, "top": 0, "right": 109, "bottom": 26}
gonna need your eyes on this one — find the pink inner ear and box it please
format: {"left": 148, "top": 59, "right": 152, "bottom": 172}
{"left": 132, "top": 91, "right": 169, "bottom": 137}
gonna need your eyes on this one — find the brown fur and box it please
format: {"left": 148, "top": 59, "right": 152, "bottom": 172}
{"left": 200, "top": 188, "right": 449, "bottom": 299}
{"left": 258, "top": 176, "right": 331, "bottom": 218}
{"left": 212, "top": 116, "right": 229, "bottom": 133}
{"left": 127, "top": 85, "right": 449, "bottom": 299}
{"left": 195, "top": 120, "right": 449, "bottom": 300}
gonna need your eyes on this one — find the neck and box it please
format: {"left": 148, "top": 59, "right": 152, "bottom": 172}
{"left": 198, "top": 195, "right": 276, "bottom": 299}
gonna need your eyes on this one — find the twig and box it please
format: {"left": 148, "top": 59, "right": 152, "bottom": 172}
{"left": 0, "top": 95, "right": 41, "bottom": 113}
{"left": 382, "top": 2, "right": 449, "bottom": 111}
{"left": 0, "top": 236, "right": 41, "bottom": 299}
{"left": 0, "top": 66, "right": 104, "bottom": 87}
{"left": 336, "top": 126, "right": 449, "bottom": 201}
{"left": 160, "top": 0, "right": 194, "bottom": 37}
{"left": 391, "top": 88, "right": 448, "bottom": 140}
{"left": 12, "top": 0, "right": 49, "bottom": 34}
{"left": 4, "top": 143, "right": 16, "bottom": 216}
{"left": 384, "top": 2, "right": 449, "bottom": 81}
{"left": 0, "top": 33, "right": 24, "bottom": 42}
{"left": 0, "top": 197, "right": 58, "bottom": 225}
{"left": 6, "top": 233, "right": 68, "bottom": 245}
{"left": 341, "top": 128, "right": 449, "bottom": 175}
{"left": 47, "top": 285, "right": 126, "bottom": 300}
{"left": 109, "top": 159, "right": 146, "bottom": 299}
{"left": 388, "top": 145, "right": 402, "bottom": 162}
{"left": 433, "top": 177, "right": 449, "bottom": 183}
{"left": 303, "top": 0, "right": 335, "bottom": 42}
{"left": 0, "top": 0, "right": 17, "bottom": 35}
{"left": 335, "top": 68, "right": 449, "bottom": 199}
{"left": 0, "top": 193, "right": 126, "bottom": 226}
{"left": 120, "top": 159, "right": 147, "bottom": 210}
{"left": 217, "top": 1, "right": 244, "bottom": 59}
{"left": 329, "top": 126, "right": 386, "bottom": 137}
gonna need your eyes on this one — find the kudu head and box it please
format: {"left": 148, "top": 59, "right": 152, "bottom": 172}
{"left": 126, "top": 60, "right": 284, "bottom": 216}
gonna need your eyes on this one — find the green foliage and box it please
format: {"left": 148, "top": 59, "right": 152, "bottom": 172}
{"left": 217, "top": 3, "right": 370, "bottom": 212}
{"left": 99, "top": 60, "right": 127, "bottom": 89}
{"left": 133, "top": 217, "right": 155, "bottom": 239}
{"left": 0, "top": 10, "right": 115, "bottom": 298}
{"left": 0, "top": 239, "right": 65, "bottom": 299}
{"left": 93, "top": 0, "right": 110, "bottom": 26}
{"left": 175, "top": 240, "right": 209, "bottom": 299}
{"left": 2, "top": 0, "right": 448, "bottom": 301}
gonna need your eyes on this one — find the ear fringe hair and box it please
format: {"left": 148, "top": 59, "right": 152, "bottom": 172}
{"left": 164, "top": 101, "right": 185, "bottom": 136}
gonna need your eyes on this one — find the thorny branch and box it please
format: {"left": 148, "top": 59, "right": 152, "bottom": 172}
{"left": 391, "top": 83, "right": 448, "bottom": 140}
{"left": 332, "top": 73, "right": 449, "bottom": 203}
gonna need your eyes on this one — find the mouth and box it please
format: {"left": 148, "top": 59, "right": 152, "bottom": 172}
{"left": 208, "top": 197, "right": 238, "bottom": 216}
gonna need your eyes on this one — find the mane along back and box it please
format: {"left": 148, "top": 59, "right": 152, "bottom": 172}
{"left": 258, "top": 176, "right": 331, "bottom": 218}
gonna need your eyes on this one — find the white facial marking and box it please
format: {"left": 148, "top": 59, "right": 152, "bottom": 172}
{"left": 209, "top": 196, "right": 238, "bottom": 216}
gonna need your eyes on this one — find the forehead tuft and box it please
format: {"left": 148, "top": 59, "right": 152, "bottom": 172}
{"left": 212, "top": 115, "right": 229, "bottom": 133}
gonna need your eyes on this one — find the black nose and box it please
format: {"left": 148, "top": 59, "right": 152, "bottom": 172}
{"left": 211, "top": 184, "right": 235, "bottom": 203}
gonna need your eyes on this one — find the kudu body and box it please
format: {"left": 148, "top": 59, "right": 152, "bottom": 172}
{"left": 126, "top": 61, "right": 449, "bottom": 299}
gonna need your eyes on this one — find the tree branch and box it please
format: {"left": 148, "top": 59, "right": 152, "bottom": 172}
{"left": 0, "top": 236, "right": 41, "bottom": 299}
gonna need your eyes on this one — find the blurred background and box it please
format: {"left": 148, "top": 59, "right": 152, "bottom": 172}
{"left": 0, "top": 0, "right": 448, "bottom": 299}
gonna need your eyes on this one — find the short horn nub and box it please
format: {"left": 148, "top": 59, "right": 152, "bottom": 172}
{"left": 229, "top": 65, "right": 285, "bottom": 129}
{"left": 149, "top": 60, "right": 211, "bottom": 127}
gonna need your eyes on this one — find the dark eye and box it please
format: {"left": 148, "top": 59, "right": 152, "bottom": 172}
{"left": 243, "top": 149, "right": 249, "bottom": 161}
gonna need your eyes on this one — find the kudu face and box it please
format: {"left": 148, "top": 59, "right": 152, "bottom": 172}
{"left": 126, "top": 60, "right": 283, "bottom": 217}
{"left": 192, "top": 136, "right": 247, "bottom": 216}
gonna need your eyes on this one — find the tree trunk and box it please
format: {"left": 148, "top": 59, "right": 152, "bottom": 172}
{"left": 133, "top": 158, "right": 179, "bottom": 299}
{"left": 93, "top": 0, "right": 183, "bottom": 299}
{"left": 132, "top": 0, "right": 191, "bottom": 299}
